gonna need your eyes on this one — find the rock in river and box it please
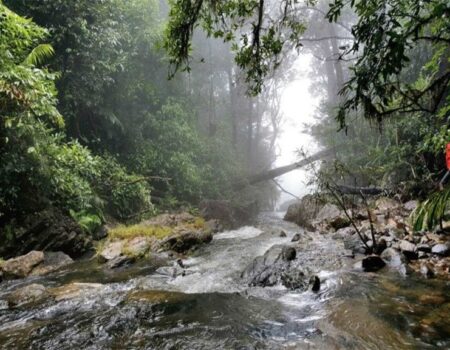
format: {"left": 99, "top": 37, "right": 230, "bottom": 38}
{"left": 291, "top": 233, "right": 301, "bottom": 242}
{"left": 1, "top": 251, "right": 44, "bottom": 279}
{"left": 361, "top": 255, "right": 386, "bottom": 272}
{"left": 241, "top": 245, "right": 306, "bottom": 289}
{"left": 6, "top": 283, "right": 50, "bottom": 308}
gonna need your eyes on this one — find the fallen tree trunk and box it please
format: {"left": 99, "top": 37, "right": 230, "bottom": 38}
{"left": 333, "top": 185, "right": 386, "bottom": 195}
{"left": 233, "top": 147, "right": 338, "bottom": 190}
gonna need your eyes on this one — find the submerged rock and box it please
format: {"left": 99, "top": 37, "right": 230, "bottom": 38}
{"left": 50, "top": 282, "right": 104, "bottom": 301}
{"left": 6, "top": 283, "right": 49, "bottom": 308}
{"left": 282, "top": 246, "right": 296, "bottom": 261}
{"left": 281, "top": 270, "right": 307, "bottom": 290}
{"left": 1, "top": 251, "right": 44, "bottom": 279}
{"left": 291, "top": 233, "right": 301, "bottom": 242}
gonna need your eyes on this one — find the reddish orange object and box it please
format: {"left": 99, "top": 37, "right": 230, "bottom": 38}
{"left": 447, "top": 143, "right": 450, "bottom": 170}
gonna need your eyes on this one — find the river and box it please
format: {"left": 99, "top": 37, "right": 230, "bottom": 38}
{"left": 0, "top": 212, "right": 449, "bottom": 349}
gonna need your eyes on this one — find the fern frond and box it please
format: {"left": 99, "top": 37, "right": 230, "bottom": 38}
{"left": 412, "top": 186, "right": 450, "bottom": 230}
{"left": 24, "top": 44, "right": 54, "bottom": 66}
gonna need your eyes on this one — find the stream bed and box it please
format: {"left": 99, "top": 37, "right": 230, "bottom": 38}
{"left": 0, "top": 212, "right": 449, "bottom": 349}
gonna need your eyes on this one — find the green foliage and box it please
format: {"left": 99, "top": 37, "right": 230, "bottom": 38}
{"left": 412, "top": 187, "right": 450, "bottom": 231}
{"left": 23, "top": 44, "right": 55, "bottom": 66}
{"left": 96, "top": 156, "right": 153, "bottom": 220}
{"left": 327, "top": 0, "right": 450, "bottom": 128}
{"left": 0, "top": 3, "right": 152, "bottom": 225}
{"left": 164, "top": 0, "right": 307, "bottom": 94}
{"left": 69, "top": 209, "right": 102, "bottom": 235}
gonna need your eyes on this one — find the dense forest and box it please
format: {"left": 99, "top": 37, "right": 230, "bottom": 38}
{"left": 0, "top": 0, "right": 449, "bottom": 348}
{"left": 1, "top": 0, "right": 283, "bottom": 242}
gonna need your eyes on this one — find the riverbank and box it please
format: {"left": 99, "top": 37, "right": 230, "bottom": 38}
{"left": 284, "top": 195, "right": 450, "bottom": 280}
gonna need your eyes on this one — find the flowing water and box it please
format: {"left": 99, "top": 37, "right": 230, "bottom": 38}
{"left": 0, "top": 212, "right": 449, "bottom": 349}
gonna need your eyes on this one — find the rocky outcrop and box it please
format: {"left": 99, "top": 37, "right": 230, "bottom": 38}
{"left": 0, "top": 209, "right": 93, "bottom": 259}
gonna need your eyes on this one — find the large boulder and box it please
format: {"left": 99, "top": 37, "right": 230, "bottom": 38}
{"left": 160, "top": 230, "right": 213, "bottom": 253}
{"left": 30, "top": 251, "right": 73, "bottom": 276}
{"left": 283, "top": 195, "right": 324, "bottom": 229}
{"left": 241, "top": 245, "right": 307, "bottom": 289}
{"left": 0, "top": 209, "right": 93, "bottom": 259}
{"left": 98, "top": 241, "right": 124, "bottom": 263}
{"left": 313, "top": 203, "right": 350, "bottom": 230}
{"left": 1, "top": 251, "right": 44, "bottom": 279}
{"left": 380, "top": 247, "right": 412, "bottom": 275}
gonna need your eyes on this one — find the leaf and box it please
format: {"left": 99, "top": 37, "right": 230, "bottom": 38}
{"left": 23, "top": 44, "right": 55, "bottom": 66}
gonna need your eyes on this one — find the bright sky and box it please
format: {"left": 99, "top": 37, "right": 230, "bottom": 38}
{"left": 275, "top": 54, "right": 320, "bottom": 207}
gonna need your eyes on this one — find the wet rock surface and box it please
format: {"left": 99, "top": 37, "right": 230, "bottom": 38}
{"left": 0, "top": 251, "right": 44, "bottom": 279}
{"left": 284, "top": 195, "right": 325, "bottom": 229}
{"left": 30, "top": 252, "right": 73, "bottom": 276}
{"left": 5, "top": 283, "right": 49, "bottom": 308}
{"left": 241, "top": 244, "right": 308, "bottom": 289}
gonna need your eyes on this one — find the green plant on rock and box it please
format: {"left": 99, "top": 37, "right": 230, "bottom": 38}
{"left": 69, "top": 209, "right": 102, "bottom": 235}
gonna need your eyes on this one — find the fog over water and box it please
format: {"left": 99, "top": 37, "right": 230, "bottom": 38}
{"left": 276, "top": 54, "right": 320, "bottom": 207}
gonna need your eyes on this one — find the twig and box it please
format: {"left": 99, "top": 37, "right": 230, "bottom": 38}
{"left": 272, "top": 179, "right": 301, "bottom": 200}
{"left": 327, "top": 184, "right": 371, "bottom": 251}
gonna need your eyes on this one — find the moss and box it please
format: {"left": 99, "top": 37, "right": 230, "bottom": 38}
{"left": 108, "top": 224, "right": 173, "bottom": 240}
{"left": 192, "top": 217, "right": 206, "bottom": 229}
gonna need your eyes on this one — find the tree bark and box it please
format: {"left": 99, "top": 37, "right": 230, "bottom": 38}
{"left": 234, "top": 147, "right": 340, "bottom": 189}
